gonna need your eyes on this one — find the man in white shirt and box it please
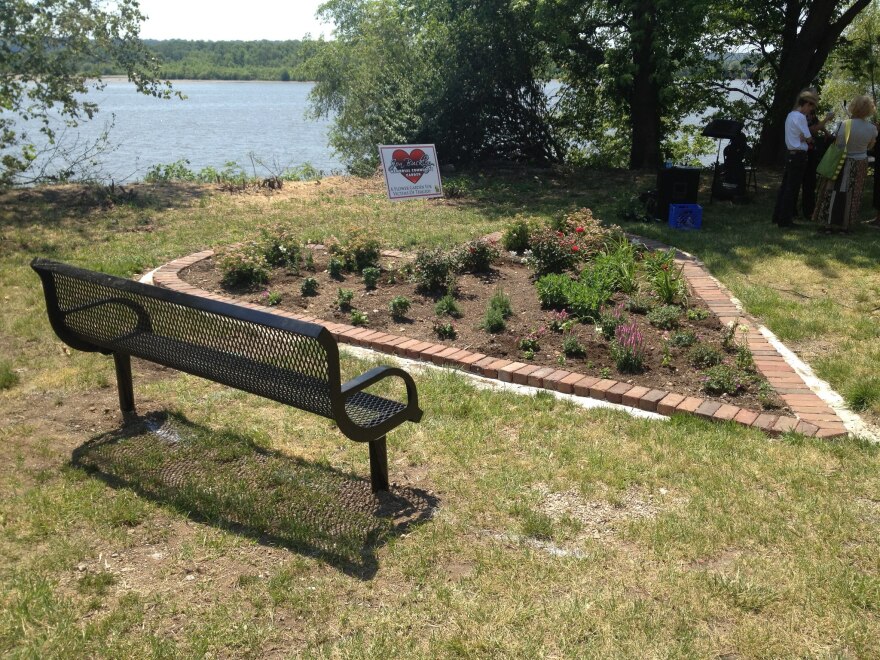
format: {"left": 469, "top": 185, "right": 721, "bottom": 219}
{"left": 772, "top": 90, "right": 818, "bottom": 227}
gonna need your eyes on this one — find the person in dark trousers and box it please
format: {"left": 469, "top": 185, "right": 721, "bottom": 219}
{"left": 773, "top": 90, "right": 819, "bottom": 227}
{"left": 872, "top": 137, "right": 880, "bottom": 226}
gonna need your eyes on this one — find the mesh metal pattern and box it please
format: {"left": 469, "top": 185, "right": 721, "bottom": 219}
{"left": 52, "top": 271, "right": 336, "bottom": 418}
{"left": 32, "top": 260, "right": 422, "bottom": 444}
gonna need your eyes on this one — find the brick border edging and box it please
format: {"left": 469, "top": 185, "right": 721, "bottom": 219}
{"left": 152, "top": 244, "right": 848, "bottom": 439}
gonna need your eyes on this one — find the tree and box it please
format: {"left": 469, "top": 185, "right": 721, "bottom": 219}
{"left": 309, "top": 0, "right": 560, "bottom": 174}
{"left": 716, "top": 0, "right": 871, "bottom": 166}
{"left": 535, "top": 0, "right": 721, "bottom": 169}
{"left": 0, "top": 0, "right": 175, "bottom": 185}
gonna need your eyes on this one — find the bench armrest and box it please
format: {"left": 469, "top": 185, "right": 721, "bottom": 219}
{"left": 336, "top": 365, "right": 423, "bottom": 442}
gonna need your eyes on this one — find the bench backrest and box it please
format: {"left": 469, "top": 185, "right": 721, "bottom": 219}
{"left": 32, "top": 259, "right": 343, "bottom": 420}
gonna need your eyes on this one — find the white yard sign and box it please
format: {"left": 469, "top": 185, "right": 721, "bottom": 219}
{"left": 378, "top": 144, "right": 443, "bottom": 201}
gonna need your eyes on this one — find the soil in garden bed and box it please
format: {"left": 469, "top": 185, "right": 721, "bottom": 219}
{"left": 180, "top": 250, "right": 787, "bottom": 414}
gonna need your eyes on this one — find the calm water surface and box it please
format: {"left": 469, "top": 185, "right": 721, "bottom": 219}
{"left": 19, "top": 80, "right": 344, "bottom": 182}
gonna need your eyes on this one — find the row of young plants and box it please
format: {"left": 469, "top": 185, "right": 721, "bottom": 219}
{"left": 217, "top": 219, "right": 776, "bottom": 404}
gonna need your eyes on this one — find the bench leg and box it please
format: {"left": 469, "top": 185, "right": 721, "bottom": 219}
{"left": 368, "top": 436, "right": 389, "bottom": 493}
{"left": 113, "top": 353, "right": 136, "bottom": 418}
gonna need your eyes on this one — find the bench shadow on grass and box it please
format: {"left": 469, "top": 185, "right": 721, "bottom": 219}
{"left": 71, "top": 411, "right": 438, "bottom": 580}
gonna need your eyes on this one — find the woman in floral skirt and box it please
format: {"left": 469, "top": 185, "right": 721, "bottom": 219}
{"left": 813, "top": 95, "right": 877, "bottom": 233}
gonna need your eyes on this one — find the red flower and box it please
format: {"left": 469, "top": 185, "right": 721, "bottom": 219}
{"left": 557, "top": 231, "right": 564, "bottom": 237}
{"left": 571, "top": 245, "right": 580, "bottom": 252}
{"left": 575, "top": 226, "right": 584, "bottom": 233}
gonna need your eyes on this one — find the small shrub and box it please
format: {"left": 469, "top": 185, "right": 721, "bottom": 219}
{"left": 597, "top": 303, "right": 626, "bottom": 341}
{"left": 625, "top": 292, "right": 655, "bottom": 314}
{"left": 536, "top": 274, "right": 574, "bottom": 309}
{"left": 735, "top": 344, "right": 754, "bottom": 370}
{"left": 389, "top": 296, "right": 411, "bottom": 318}
{"left": 669, "top": 330, "right": 697, "bottom": 348}
{"left": 482, "top": 306, "right": 506, "bottom": 333}
{"left": 337, "top": 227, "right": 381, "bottom": 271}
{"left": 488, "top": 288, "right": 512, "bottom": 319}
{"left": 566, "top": 281, "right": 610, "bottom": 322}
{"left": 647, "top": 304, "right": 681, "bottom": 330}
{"left": 502, "top": 217, "right": 535, "bottom": 254}
{"left": 721, "top": 320, "right": 740, "bottom": 351}
{"left": 413, "top": 247, "right": 457, "bottom": 292}
{"left": 336, "top": 288, "right": 355, "bottom": 310}
{"left": 643, "top": 248, "right": 676, "bottom": 278}
{"left": 687, "top": 307, "right": 709, "bottom": 321}
{"left": 303, "top": 251, "right": 315, "bottom": 271}
{"left": 455, "top": 237, "right": 499, "bottom": 273}
{"left": 262, "top": 290, "right": 282, "bottom": 306}
{"left": 689, "top": 343, "right": 724, "bottom": 368}
{"left": 218, "top": 244, "right": 270, "bottom": 288}
{"left": 327, "top": 257, "right": 345, "bottom": 279}
{"left": 702, "top": 365, "right": 744, "bottom": 395}
{"left": 519, "top": 327, "right": 545, "bottom": 354}
{"left": 433, "top": 320, "right": 457, "bottom": 340}
{"left": 300, "top": 277, "right": 319, "bottom": 296}
{"left": 600, "top": 367, "right": 611, "bottom": 379}
{"left": 527, "top": 228, "right": 581, "bottom": 275}
{"left": 562, "top": 335, "right": 586, "bottom": 357}
{"left": 0, "top": 362, "right": 19, "bottom": 390}
{"left": 434, "top": 294, "right": 461, "bottom": 318}
{"left": 362, "top": 266, "right": 381, "bottom": 289}
{"left": 260, "top": 224, "right": 301, "bottom": 269}
{"left": 547, "top": 309, "right": 572, "bottom": 333}
{"left": 350, "top": 310, "right": 369, "bottom": 326}
{"left": 611, "top": 321, "right": 646, "bottom": 373}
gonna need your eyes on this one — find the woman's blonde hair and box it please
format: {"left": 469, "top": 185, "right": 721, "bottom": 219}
{"left": 849, "top": 94, "right": 875, "bottom": 119}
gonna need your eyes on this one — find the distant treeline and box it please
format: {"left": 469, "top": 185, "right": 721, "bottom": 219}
{"left": 80, "top": 39, "right": 327, "bottom": 81}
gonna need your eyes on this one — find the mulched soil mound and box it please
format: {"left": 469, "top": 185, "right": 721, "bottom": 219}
{"left": 180, "top": 250, "right": 788, "bottom": 414}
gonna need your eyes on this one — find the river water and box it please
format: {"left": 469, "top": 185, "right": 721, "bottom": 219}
{"left": 11, "top": 80, "right": 345, "bottom": 182}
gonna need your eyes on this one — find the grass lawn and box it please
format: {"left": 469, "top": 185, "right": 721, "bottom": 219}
{"left": 1, "top": 168, "right": 879, "bottom": 657}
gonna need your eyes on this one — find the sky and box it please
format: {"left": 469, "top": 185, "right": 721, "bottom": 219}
{"left": 136, "top": 0, "right": 334, "bottom": 41}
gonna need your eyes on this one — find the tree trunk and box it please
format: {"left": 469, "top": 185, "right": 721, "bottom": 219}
{"left": 755, "top": 0, "right": 871, "bottom": 166}
{"left": 628, "top": 2, "right": 663, "bottom": 169}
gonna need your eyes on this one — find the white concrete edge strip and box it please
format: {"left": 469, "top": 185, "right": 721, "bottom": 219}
{"left": 338, "top": 344, "right": 667, "bottom": 422}
{"left": 139, "top": 267, "right": 159, "bottom": 286}
{"left": 674, "top": 251, "right": 880, "bottom": 444}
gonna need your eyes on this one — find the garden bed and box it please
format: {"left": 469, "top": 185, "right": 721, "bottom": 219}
{"left": 180, "top": 240, "right": 786, "bottom": 414}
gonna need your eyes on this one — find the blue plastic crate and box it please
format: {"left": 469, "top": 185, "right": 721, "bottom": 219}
{"left": 669, "top": 203, "right": 702, "bottom": 230}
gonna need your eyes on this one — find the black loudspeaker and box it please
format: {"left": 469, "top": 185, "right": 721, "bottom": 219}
{"left": 656, "top": 167, "right": 700, "bottom": 220}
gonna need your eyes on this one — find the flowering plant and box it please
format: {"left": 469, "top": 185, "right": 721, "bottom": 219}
{"left": 611, "top": 320, "right": 646, "bottom": 373}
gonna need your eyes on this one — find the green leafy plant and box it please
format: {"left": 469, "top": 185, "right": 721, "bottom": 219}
{"left": 362, "top": 266, "right": 381, "bottom": 289}
{"left": 651, "top": 261, "right": 687, "bottom": 305}
{"left": 218, "top": 244, "right": 270, "bottom": 289}
{"left": 526, "top": 227, "right": 581, "bottom": 275}
{"left": 625, "top": 291, "right": 655, "bottom": 314}
{"left": 350, "top": 310, "right": 368, "bottom": 326}
{"left": 300, "top": 277, "right": 319, "bottom": 296}
{"left": 562, "top": 335, "right": 586, "bottom": 358}
{"left": 260, "top": 224, "right": 301, "bottom": 269}
{"left": 519, "top": 327, "right": 545, "bottom": 354}
{"left": 327, "top": 257, "right": 345, "bottom": 279}
{"left": 488, "top": 288, "right": 512, "bottom": 319}
{"left": 597, "top": 303, "right": 626, "bottom": 341}
{"left": 413, "top": 247, "right": 458, "bottom": 292}
{"left": 433, "top": 319, "right": 457, "bottom": 340}
{"left": 669, "top": 330, "right": 697, "bottom": 348}
{"left": 536, "top": 273, "right": 574, "bottom": 309}
{"left": 389, "top": 296, "right": 411, "bottom": 318}
{"left": 647, "top": 304, "right": 681, "bottom": 330}
{"left": 303, "top": 250, "right": 315, "bottom": 271}
{"left": 333, "top": 227, "right": 381, "bottom": 272}
{"left": 482, "top": 307, "right": 506, "bottom": 333}
{"left": 547, "top": 309, "right": 572, "bottom": 332}
{"left": 502, "top": 216, "right": 535, "bottom": 254}
{"left": 455, "top": 237, "right": 499, "bottom": 273}
{"left": 736, "top": 344, "right": 754, "bottom": 370}
{"left": 434, "top": 294, "right": 461, "bottom": 318}
{"left": 687, "top": 307, "right": 709, "bottom": 321}
{"left": 336, "top": 288, "right": 355, "bottom": 310}
{"left": 689, "top": 343, "right": 724, "bottom": 368}
{"left": 721, "top": 321, "right": 741, "bottom": 351}
{"left": 702, "top": 365, "right": 744, "bottom": 395}
{"left": 262, "top": 290, "right": 282, "bottom": 306}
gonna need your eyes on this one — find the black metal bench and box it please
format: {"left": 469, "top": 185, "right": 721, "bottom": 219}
{"left": 32, "top": 258, "right": 423, "bottom": 492}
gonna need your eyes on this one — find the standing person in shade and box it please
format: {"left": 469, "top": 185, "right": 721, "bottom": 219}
{"left": 870, "top": 136, "right": 880, "bottom": 226}
{"left": 799, "top": 89, "right": 835, "bottom": 218}
{"left": 813, "top": 94, "right": 877, "bottom": 233}
{"left": 772, "top": 90, "right": 818, "bottom": 227}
